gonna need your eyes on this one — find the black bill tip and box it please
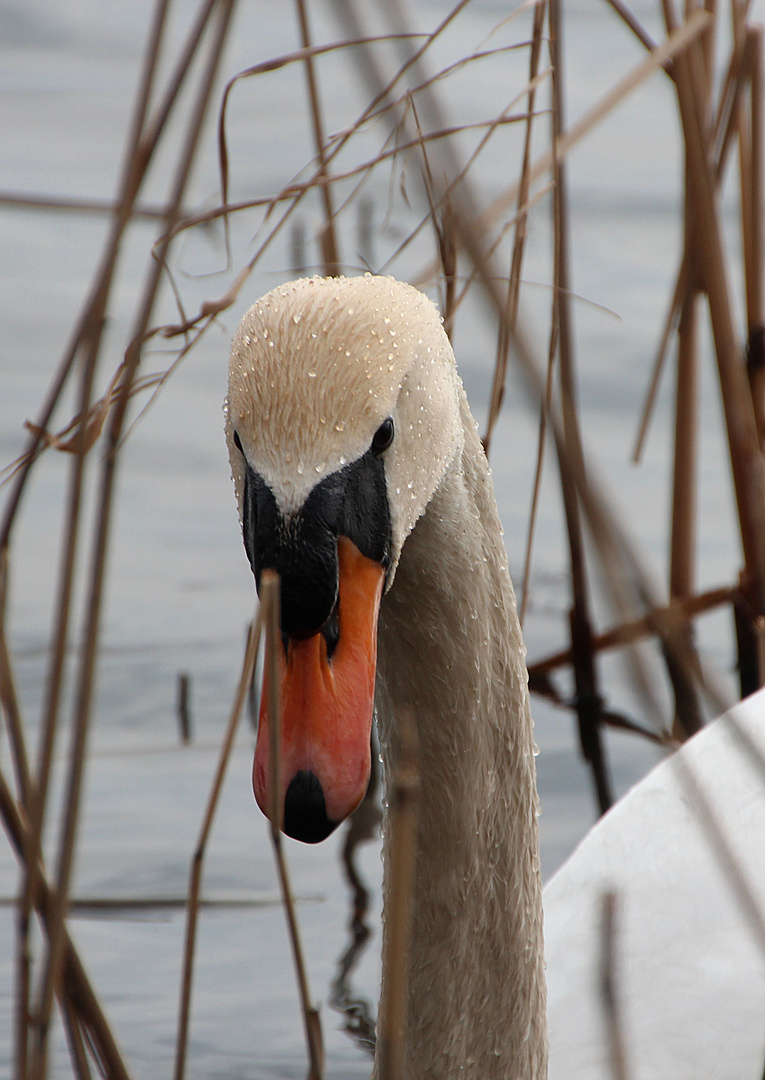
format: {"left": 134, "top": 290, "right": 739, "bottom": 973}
{"left": 283, "top": 770, "right": 338, "bottom": 843}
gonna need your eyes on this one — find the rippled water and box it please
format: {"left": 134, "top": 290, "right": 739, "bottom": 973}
{"left": 1, "top": 1, "right": 761, "bottom": 1076}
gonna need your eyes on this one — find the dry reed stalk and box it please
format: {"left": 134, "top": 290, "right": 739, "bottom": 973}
{"left": 664, "top": 1, "right": 709, "bottom": 738}
{"left": 174, "top": 612, "right": 261, "bottom": 1080}
{"left": 29, "top": 5, "right": 237, "bottom": 1074}
{"left": 0, "top": 558, "right": 36, "bottom": 1080}
{"left": 260, "top": 571, "right": 324, "bottom": 1080}
{"left": 519, "top": 299, "right": 558, "bottom": 629}
{"left": 665, "top": 351, "right": 701, "bottom": 737}
{"left": 599, "top": 891, "right": 630, "bottom": 1080}
{"left": 738, "top": 45, "right": 754, "bottom": 323}
{"left": 631, "top": 257, "right": 687, "bottom": 463}
{"left": 295, "top": 0, "right": 341, "bottom": 276}
{"left": 549, "top": 0, "right": 613, "bottom": 813}
{"left": 59, "top": 994, "right": 92, "bottom": 1080}
{"left": 438, "top": 204, "right": 458, "bottom": 341}
{"left": 483, "top": 0, "right": 546, "bottom": 461}
{"left": 0, "top": 605, "right": 32, "bottom": 814}
{"left": 513, "top": 3, "right": 555, "bottom": 628}
{"left": 602, "top": 0, "right": 663, "bottom": 61}
{"left": 377, "top": 709, "right": 419, "bottom": 1080}
{"left": 0, "top": 191, "right": 177, "bottom": 220}
{"left": 177, "top": 673, "right": 192, "bottom": 744}
{"left": 743, "top": 27, "right": 765, "bottom": 442}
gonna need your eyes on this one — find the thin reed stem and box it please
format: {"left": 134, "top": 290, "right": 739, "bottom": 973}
{"left": 599, "top": 892, "right": 631, "bottom": 1080}
{"left": 549, "top": 0, "right": 612, "bottom": 814}
{"left": 295, "top": 0, "right": 341, "bottom": 275}
{"left": 484, "top": 0, "right": 546, "bottom": 459}
{"left": 174, "top": 612, "right": 261, "bottom": 1080}
{"left": 666, "top": 1, "right": 709, "bottom": 738}
{"left": 668, "top": 286, "right": 703, "bottom": 737}
{"left": 59, "top": 994, "right": 93, "bottom": 1080}
{"left": 743, "top": 27, "right": 765, "bottom": 441}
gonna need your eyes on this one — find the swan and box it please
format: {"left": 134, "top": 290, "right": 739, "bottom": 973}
{"left": 225, "top": 273, "right": 547, "bottom": 1080}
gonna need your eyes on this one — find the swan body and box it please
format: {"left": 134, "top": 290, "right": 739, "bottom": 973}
{"left": 544, "top": 687, "right": 765, "bottom": 1080}
{"left": 226, "top": 274, "right": 546, "bottom": 1079}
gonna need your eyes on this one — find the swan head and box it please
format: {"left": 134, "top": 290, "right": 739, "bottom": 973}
{"left": 225, "top": 275, "right": 463, "bottom": 842}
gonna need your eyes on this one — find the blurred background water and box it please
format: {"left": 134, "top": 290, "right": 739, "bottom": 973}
{"left": 1, "top": 1, "right": 762, "bottom": 1076}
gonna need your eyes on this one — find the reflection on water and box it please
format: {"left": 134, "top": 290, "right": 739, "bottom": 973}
{"left": 331, "top": 750, "right": 382, "bottom": 1058}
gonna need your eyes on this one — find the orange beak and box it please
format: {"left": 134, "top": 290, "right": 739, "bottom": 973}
{"left": 253, "top": 536, "right": 385, "bottom": 842}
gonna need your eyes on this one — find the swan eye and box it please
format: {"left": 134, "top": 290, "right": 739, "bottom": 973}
{"left": 371, "top": 417, "right": 394, "bottom": 456}
{"left": 233, "top": 430, "right": 243, "bottom": 453}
